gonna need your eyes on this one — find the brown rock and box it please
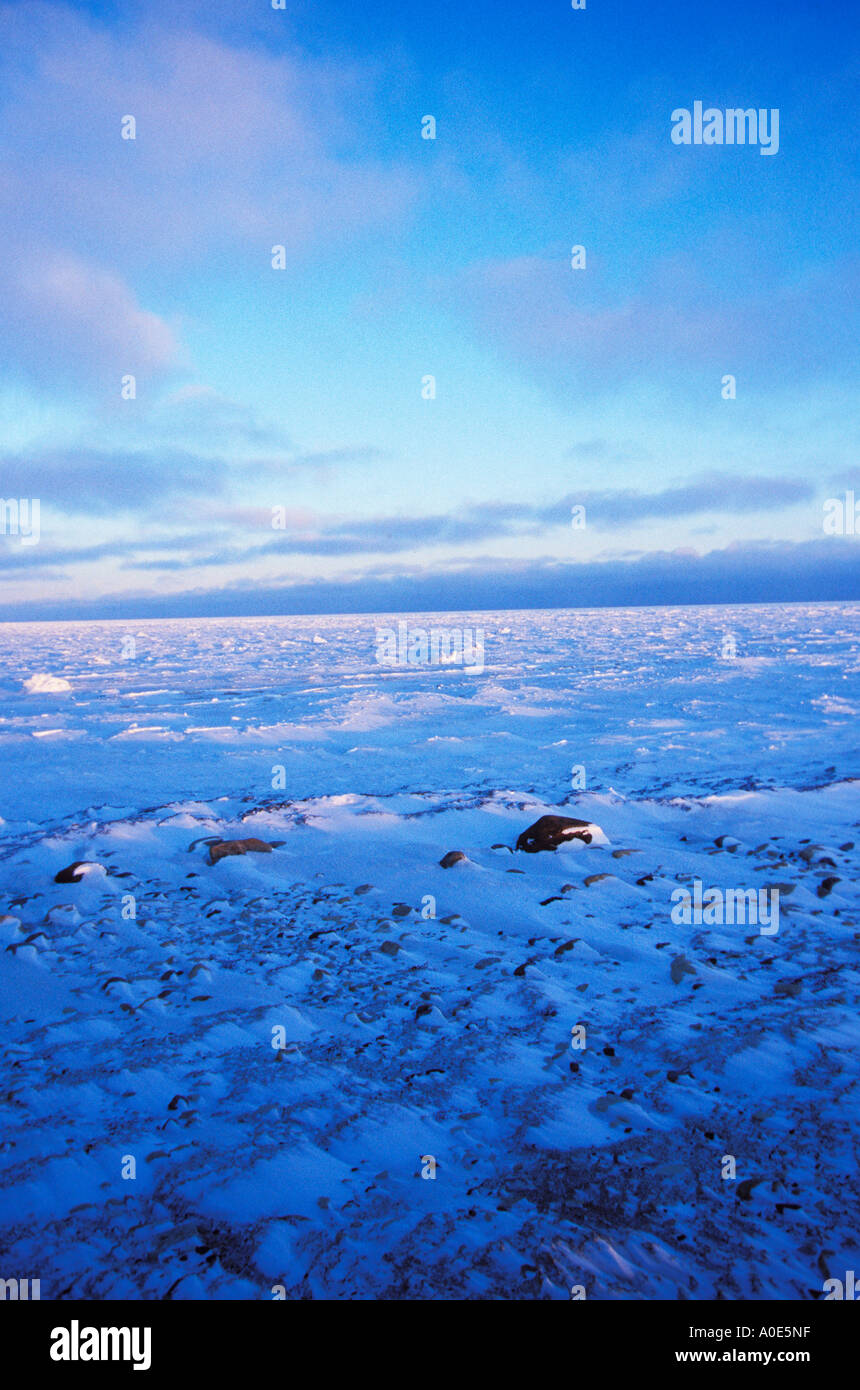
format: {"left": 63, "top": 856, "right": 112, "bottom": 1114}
{"left": 208, "top": 838, "right": 274, "bottom": 865}
{"left": 439, "top": 851, "right": 467, "bottom": 868}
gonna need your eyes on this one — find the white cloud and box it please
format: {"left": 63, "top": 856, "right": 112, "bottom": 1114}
{"left": 0, "top": 249, "right": 180, "bottom": 383}
{"left": 0, "top": 3, "right": 417, "bottom": 265}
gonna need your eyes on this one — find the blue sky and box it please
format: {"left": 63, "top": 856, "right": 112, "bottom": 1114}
{"left": 0, "top": 0, "right": 857, "bottom": 618}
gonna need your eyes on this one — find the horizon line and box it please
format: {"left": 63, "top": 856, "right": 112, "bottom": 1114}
{"left": 1, "top": 594, "right": 857, "bottom": 627}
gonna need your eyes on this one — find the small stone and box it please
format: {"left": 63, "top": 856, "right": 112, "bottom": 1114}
{"left": 439, "top": 851, "right": 467, "bottom": 868}
{"left": 593, "top": 1094, "right": 622, "bottom": 1114}
{"left": 775, "top": 978, "right": 802, "bottom": 997}
{"left": 670, "top": 954, "right": 697, "bottom": 985}
{"left": 799, "top": 844, "right": 836, "bottom": 866}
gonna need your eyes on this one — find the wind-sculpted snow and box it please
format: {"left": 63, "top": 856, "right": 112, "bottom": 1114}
{"left": 0, "top": 604, "right": 857, "bottom": 1299}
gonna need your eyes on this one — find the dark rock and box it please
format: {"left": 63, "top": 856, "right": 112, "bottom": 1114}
{"left": 439, "top": 851, "right": 467, "bottom": 868}
{"left": 54, "top": 861, "right": 105, "bottom": 884}
{"left": 515, "top": 815, "right": 596, "bottom": 853}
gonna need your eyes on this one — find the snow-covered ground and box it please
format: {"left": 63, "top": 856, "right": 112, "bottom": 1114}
{"left": 0, "top": 603, "right": 857, "bottom": 1299}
